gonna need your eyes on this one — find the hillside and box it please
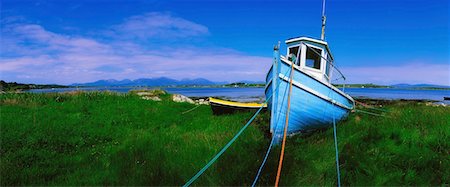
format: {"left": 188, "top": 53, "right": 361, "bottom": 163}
{"left": 0, "top": 80, "right": 68, "bottom": 92}
{"left": 71, "top": 77, "right": 218, "bottom": 87}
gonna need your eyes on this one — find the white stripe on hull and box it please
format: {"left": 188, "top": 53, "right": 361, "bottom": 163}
{"left": 279, "top": 57, "right": 354, "bottom": 104}
{"left": 278, "top": 73, "right": 353, "bottom": 110}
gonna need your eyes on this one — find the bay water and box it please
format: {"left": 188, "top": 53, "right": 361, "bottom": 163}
{"left": 27, "top": 87, "right": 450, "bottom": 102}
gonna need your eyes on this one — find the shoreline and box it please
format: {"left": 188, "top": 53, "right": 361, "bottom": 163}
{"left": 6, "top": 86, "right": 448, "bottom": 103}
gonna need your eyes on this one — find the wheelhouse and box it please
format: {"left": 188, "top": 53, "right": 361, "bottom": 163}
{"left": 285, "top": 37, "right": 334, "bottom": 83}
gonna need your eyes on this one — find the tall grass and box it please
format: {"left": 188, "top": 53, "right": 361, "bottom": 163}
{"left": 271, "top": 101, "right": 450, "bottom": 186}
{"left": 0, "top": 92, "right": 448, "bottom": 185}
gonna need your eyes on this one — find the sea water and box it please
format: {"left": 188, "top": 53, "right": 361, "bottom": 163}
{"left": 27, "top": 87, "right": 450, "bottom": 102}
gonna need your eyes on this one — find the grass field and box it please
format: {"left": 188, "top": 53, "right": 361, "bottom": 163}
{"left": 0, "top": 92, "right": 449, "bottom": 185}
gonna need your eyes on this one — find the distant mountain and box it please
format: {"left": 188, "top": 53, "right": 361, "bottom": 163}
{"left": 71, "top": 77, "right": 220, "bottom": 87}
{"left": 179, "top": 78, "right": 216, "bottom": 86}
{"left": 73, "top": 79, "right": 133, "bottom": 87}
{"left": 391, "top": 84, "right": 450, "bottom": 89}
{"left": 132, "top": 77, "right": 179, "bottom": 86}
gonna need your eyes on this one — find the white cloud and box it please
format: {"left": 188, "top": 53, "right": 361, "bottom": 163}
{"left": 109, "top": 12, "right": 209, "bottom": 40}
{"left": 3, "top": 12, "right": 447, "bottom": 86}
{"left": 341, "top": 63, "right": 450, "bottom": 86}
{"left": 0, "top": 13, "right": 271, "bottom": 84}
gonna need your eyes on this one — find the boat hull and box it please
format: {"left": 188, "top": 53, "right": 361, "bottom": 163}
{"left": 209, "top": 97, "right": 267, "bottom": 115}
{"left": 265, "top": 55, "right": 354, "bottom": 143}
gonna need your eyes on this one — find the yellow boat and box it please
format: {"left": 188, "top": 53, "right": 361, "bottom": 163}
{"left": 209, "top": 97, "right": 267, "bottom": 115}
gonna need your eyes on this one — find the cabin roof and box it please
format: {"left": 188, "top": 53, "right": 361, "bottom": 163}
{"left": 285, "top": 36, "right": 334, "bottom": 61}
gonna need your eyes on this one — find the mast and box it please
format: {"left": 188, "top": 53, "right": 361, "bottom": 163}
{"left": 320, "top": 0, "right": 327, "bottom": 40}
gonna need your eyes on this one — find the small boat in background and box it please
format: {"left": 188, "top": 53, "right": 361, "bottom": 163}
{"left": 209, "top": 97, "right": 267, "bottom": 115}
{"left": 444, "top": 96, "right": 450, "bottom": 100}
{"left": 266, "top": 36, "right": 355, "bottom": 143}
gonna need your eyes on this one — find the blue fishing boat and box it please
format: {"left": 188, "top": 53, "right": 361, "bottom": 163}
{"left": 265, "top": 36, "right": 355, "bottom": 143}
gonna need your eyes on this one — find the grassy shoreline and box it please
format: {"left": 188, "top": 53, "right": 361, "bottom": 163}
{"left": 1, "top": 92, "right": 449, "bottom": 185}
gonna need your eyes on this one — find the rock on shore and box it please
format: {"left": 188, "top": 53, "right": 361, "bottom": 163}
{"left": 196, "top": 98, "right": 209, "bottom": 105}
{"left": 130, "top": 89, "right": 209, "bottom": 105}
{"left": 131, "top": 89, "right": 166, "bottom": 101}
{"left": 172, "top": 94, "right": 209, "bottom": 105}
{"left": 172, "top": 94, "right": 195, "bottom": 104}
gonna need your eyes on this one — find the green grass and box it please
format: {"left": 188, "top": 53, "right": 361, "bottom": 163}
{"left": 0, "top": 92, "right": 449, "bottom": 186}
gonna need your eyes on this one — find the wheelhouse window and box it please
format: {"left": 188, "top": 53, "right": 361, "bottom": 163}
{"left": 325, "top": 53, "right": 331, "bottom": 77}
{"left": 288, "top": 46, "right": 300, "bottom": 65}
{"left": 325, "top": 63, "right": 331, "bottom": 77}
{"left": 305, "top": 47, "right": 322, "bottom": 70}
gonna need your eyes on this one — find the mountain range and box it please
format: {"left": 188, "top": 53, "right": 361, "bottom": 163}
{"left": 71, "top": 77, "right": 228, "bottom": 87}
{"left": 71, "top": 77, "right": 449, "bottom": 88}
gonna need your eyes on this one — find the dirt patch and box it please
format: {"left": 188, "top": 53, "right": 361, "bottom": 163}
{"left": 1, "top": 98, "right": 19, "bottom": 105}
{"left": 130, "top": 89, "right": 167, "bottom": 101}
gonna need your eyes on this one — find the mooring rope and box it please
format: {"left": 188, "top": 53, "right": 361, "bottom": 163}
{"left": 274, "top": 57, "right": 296, "bottom": 187}
{"left": 325, "top": 80, "right": 342, "bottom": 187}
{"left": 183, "top": 104, "right": 266, "bottom": 186}
{"left": 252, "top": 131, "right": 276, "bottom": 187}
{"left": 183, "top": 65, "right": 290, "bottom": 186}
{"left": 332, "top": 108, "right": 342, "bottom": 187}
{"left": 355, "top": 100, "right": 387, "bottom": 112}
{"left": 251, "top": 69, "right": 291, "bottom": 187}
{"left": 355, "top": 109, "right": 386, "bottom": 117}
{"left": 182, "top": 105, "right": 201, "bottom": 114}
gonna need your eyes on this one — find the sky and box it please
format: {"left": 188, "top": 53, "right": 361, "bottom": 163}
{"left": 0, "top": 0, "right": 449, "bottom": 85}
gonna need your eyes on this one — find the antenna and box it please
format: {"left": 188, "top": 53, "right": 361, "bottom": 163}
{"left": 321, "top": 0, "right": 327, "bottom": 40}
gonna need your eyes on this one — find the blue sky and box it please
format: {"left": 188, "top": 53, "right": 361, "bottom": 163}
{"left": 1, "top": 0, "right": 449, "bottom": 85}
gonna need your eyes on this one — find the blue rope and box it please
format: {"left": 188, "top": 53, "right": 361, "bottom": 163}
{"left": 183, "top": 68, "right": 288, "bottom": 186}
{"left": 251, "top": 136, "right": 275, "bottom": 187}
{"left": 184, "top": 51, "right": 294, "bottom": 186}
{"left": 183, "top": 104, "right": 266, "bottom": 187}
{"left": 332, "top": 111, "right": 341, "bottom": 187}
{"left": 355, "top": 109, "right": 385, "bottom": 117}
{"left": 251, "top": 72, "right": 290, "bottom": 187}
